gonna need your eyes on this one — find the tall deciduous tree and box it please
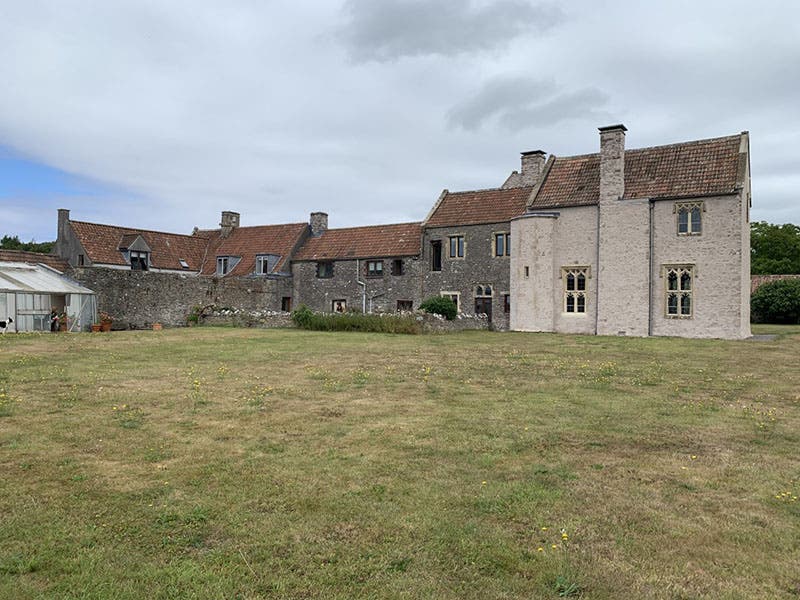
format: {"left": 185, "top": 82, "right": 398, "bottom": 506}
{"left": 750, "top": 222, "right": 800, "bottom": 275}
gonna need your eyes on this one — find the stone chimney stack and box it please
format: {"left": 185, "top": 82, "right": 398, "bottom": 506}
{"left": 220, "top": 211, "right": 240, "bottom": 239}
{"left": 54, "top": 208, "right": 70, "bottom": 259}
{"left": 598, "top": 124, "right": 627, "bottom": 203}
{"left": 520, "top": 150, "right": 546, "bottom": 186}
{"left": 310, "top": 212, "right": 328, "bottom": 237}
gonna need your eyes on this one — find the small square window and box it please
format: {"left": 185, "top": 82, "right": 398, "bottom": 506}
{"left": 397, "top": 300, "right": 413, "bottom": 312}
{"left": 391, "top": 259, "right": 404, "bottom": 276}
{"left": 367, "top": 260, "right": 383, "bottom": 277}
{"left": 317, "top": 262, "right": 334, "bottom": 278}
{"left": 332, "top": 299, "right": 346, "bottom": 312}
{"left": 449, "top": 235, "right": 464, "bottom": 259}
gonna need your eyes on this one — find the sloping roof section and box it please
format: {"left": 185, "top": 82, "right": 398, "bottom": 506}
{"left": 293, "top": 222, "right": 422, "bottom": 261}
{"left": 425, "top": 186, "right": 533, "bottom": 228}
{"left": 0, "top": 250, "right": 69, "bottom": 272}
{"left": 0, "top": 262, "right": 93, "bottom": 294}
{"left": 70, "top": 221, "right": 210, "bottom": 270}
{"left": 199, "top": 223, "right": 309, "bottom": 275}
{"left": 530, "top": 134, "right": 742, "bottom": 209}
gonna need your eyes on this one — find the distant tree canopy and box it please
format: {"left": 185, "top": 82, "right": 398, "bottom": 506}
{"left": 0, "top": 235, "right": 55, "bottom": 254}
{"left": 750, "top": 222, "right": 800, "bottom": 275}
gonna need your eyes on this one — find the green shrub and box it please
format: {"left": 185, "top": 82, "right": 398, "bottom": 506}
{"left": 419, "top": 296, "right": 457, "bottom": 320}
{"left": 751, "top": 279, "right": 800, "bottom": 324}
{"left": 291, "top": 305, "right": 420, "bottom": 334}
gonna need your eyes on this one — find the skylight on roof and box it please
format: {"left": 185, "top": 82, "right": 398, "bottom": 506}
{"left": 179, "top": 259, "right": 189, "bottom": 269}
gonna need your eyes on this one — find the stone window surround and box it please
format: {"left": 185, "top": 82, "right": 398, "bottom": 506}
{"left": 675, "top": 201, "right": 704, "bottom": 236}
{"left": 475, "top": 284, "right": 493, "bottom": 297}
{"left": 448, "top": 234, "right": 465, "bottom": 260}
{"left": 366, "top": 260, "right": 383, "bottom": 277}
{"left": 561, "top": 266, "right": 590, "bottom": 315}
{"left": 440, "top": 290, "right": 460, "bottom": 312}
{"left": 493, "top": 231, "right": 510, "bottom": 257}
{"left": 663, "top": 264, "right": 694, "bottom": 318}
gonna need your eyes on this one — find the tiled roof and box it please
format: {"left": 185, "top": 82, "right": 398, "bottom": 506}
{"left": 293, "top": 222, "right": 422, "bottom": 261}
{"left": 200, "top": 223, "right": 309, "bottom": 275}
{"left": 530, "top": 134, "right": 743, "bottom": 209}
{"left": 0, "top": 249, "right": 69, "bottom": 272}
{"left": 70, "top": 221, "right": 210, "bottom": 270}
{"left": 425, "top": 186, "right": 533, "bottom": 227}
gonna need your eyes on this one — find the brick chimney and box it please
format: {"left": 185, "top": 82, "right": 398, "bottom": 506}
{"left": 520, "top": 150, "right": 546, "bottom": 186}
{"left": 598, "top": 124, "right": 626, "bottom": 203}
{"left": 220, "top": 211, "right": 240, "bottom": 239}
{"left": 310, "top": 212, "right": 328, "bottom": 237}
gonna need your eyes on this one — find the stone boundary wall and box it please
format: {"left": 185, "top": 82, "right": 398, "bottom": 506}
{"left": 202, "top": 310, "right": 294, "bottom": 329}
{"left": 751, "top": 274, "right": 800, "bottom": 293}
{"left": 196, "top": 308, "right": 490, "bottom": 333}
{"left": 68, "top": 267, "right": 292, "bottom": 329}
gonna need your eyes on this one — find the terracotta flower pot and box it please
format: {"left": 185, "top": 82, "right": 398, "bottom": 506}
{"left": 100, "top": 320, "right": 112, "bottom": 332}
{"left": 91, "top": 324, "right": 102, "bottom": 333}
{"left": 152, "top": 323, "right": 163, "bottom": 331}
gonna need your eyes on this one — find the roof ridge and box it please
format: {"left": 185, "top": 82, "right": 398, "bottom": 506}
{"left": 211, "top": 222, "right": 308, "bottom": 232}
{"left": 447, "top": 185, "right": 534, "bottom": 195}
{"left": 318, "top": 221, "right": 422, "bottom": 233}
{"left": 551, "top": 133, "right": 741, "bottom": 162}
{"left": 625, "top": 133, "right": 741, "bottom": 155}
{"left": 71, "top": 220, "right": 210, "bottom": 240}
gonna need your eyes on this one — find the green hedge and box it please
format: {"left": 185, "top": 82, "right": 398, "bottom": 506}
{"left": 751, "top": 279, "right": 800, "bottom": 324}
{"left": 290, "top": 305, "right": 421, "bottom": 334}
{"left": 419, "top": 296, "right": 457, "bottom": 320}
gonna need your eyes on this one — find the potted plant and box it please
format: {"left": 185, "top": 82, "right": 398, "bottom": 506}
{"left": 91, "top": 318, "right": 102, "bottom": 333}
{"left": 99, "top": 311, "right": 113, "bottom": 332}
{"left": 58, "top": 311, "right": 69, "bottom": 332}
{"left": 152, "top": 322, "right": 163, "bottom": 331}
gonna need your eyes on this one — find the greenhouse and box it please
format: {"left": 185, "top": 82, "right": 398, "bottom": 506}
{"left": 0, "top": 260, "right": 96, "bottom": 332}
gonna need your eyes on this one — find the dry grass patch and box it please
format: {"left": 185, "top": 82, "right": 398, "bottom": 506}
{"left": 0, "top": 326, "right": 799, "bottom": 599}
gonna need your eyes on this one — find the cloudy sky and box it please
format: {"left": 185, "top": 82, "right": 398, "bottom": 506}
{"left": 1, "top": 0, "right": 798, "bottom": 243}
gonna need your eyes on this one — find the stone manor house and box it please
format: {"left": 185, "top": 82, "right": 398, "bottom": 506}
{"left": 53, "top": 124, "right": 752, "bottom": 339}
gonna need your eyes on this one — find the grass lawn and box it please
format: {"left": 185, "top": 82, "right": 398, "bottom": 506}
{"left": 1, "top": 325, "right": 799, "bottom": 599}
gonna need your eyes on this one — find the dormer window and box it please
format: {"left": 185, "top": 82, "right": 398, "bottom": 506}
{"left": 217, "top": 256, "right": 240, "bottom": 276}
{"left": 130, "top": 250, "right": 149, "bottom": 271}
{"left": 256, "top": 254, "right": 280, "bottom": 275}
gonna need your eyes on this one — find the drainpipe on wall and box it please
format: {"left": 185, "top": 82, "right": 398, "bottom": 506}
{"left": 594, "top": 204, "right": 601, "bottom": 335}
{"left": 356, "top": 259, "right": 366, "bottom": 312}
{"left": 648, "top": 198, "right": 655, "bottom": 337}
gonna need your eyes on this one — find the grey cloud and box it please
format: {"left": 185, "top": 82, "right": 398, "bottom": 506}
{"left": 447, "top": 77, "right": 610, "bottom": 131}
{"left": 338, "top": 0, "right": 564, "bottom": 62}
